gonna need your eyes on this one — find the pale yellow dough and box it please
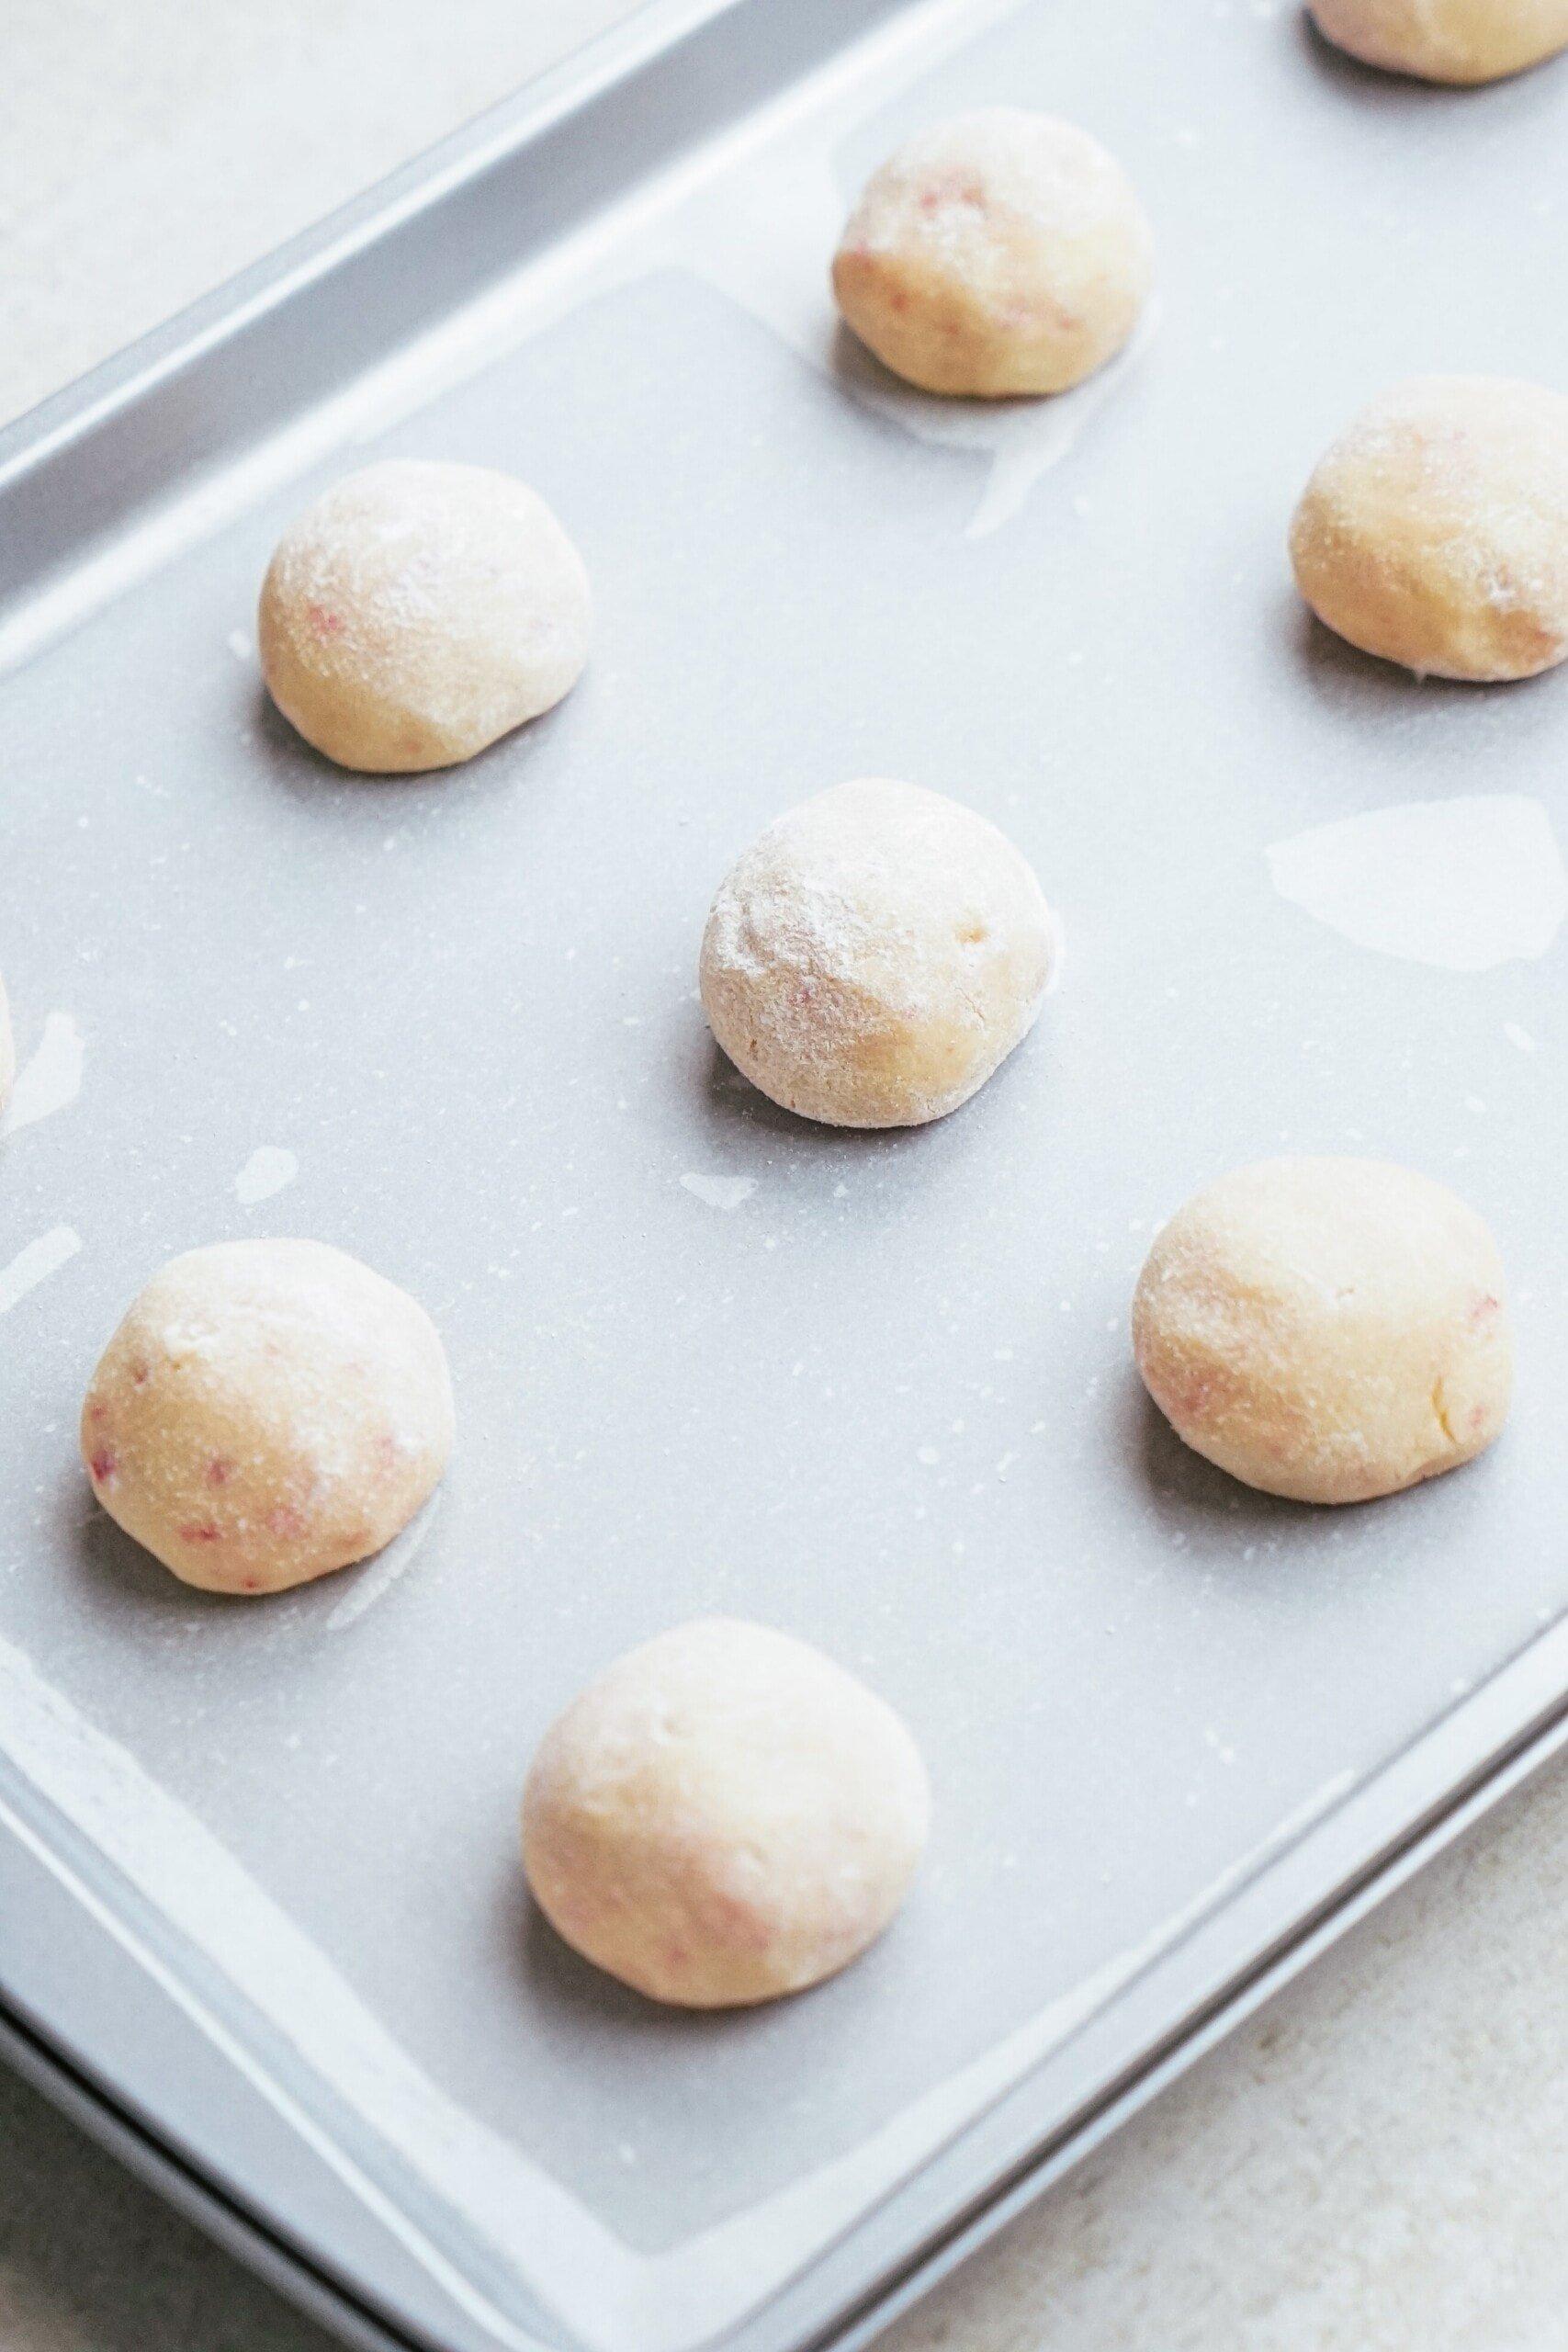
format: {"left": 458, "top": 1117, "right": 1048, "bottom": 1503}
{"left": 699, "top": 778, "right": 1057, "bottom": 1129}
{"left": 1308, "top": 0, "right": 1568, "bottom": 80}
{"left": 1133, "top": 1159, "right": 1512, "bottom": 1506}
{"left": 831, "top": 107, "right": 1153, "bottom": 397}
{"left": 1290, "top": 376, "right": 1568, "bottom": 681}
{"left": 521, "top": 1619, "right": 931, "bottom": 2008}
{"left": 82, "top": 1239, "right": 453, "bottom": 1594}
{"left": 259, "top": 459, "right": 591, "bottom": 773}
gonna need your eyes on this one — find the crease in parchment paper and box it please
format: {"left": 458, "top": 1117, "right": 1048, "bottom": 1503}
{"left": 0, "top": 1227, "right": 81, "bottom": 1315}
{"left": 324, "top": 1494, "right": 443, "bottom": 1631}
{"left": 1, "top": 1013, "right": 85, "bottom": 1140}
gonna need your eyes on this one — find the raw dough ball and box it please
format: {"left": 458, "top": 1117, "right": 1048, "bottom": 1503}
{"left": 522, "top": 1618, "right": 931, "bottom": 2007}
{"left": 258, "top": 459, "right": 591, "bottom": 772}
{"left": 1307, "top": 0, "right": 1568, "bottom": 80}
{"left": 82, "top": 1239, "right": 453, "bottom": 1594}
{"left": 1289, "top": 376, "right": 1568, "bottom": 681}
{"left": 699, "top": 778, "right": 1057, "bottom": 1128}
{"left": 831, "top": 107, "right": 1154, "bottom": 397}
{"left": 1133, "top": 1158, "right": 1511, "bottom": 1506}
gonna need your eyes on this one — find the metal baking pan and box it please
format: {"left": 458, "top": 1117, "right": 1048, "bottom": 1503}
{"left": 2, "top": 2, "right": 1564, "bottom": 2347}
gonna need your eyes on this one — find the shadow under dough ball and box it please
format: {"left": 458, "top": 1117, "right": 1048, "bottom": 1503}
{"left": 82, "top": 1238, "right": 453, "bottom": 1593}
{"left": 1132, "top": 1157, "right": 1512, "bottom": 1506}
{"left": 1289, "top": 376, "right": 1568, "bottom": 681}
{"left": 521, "top": 1618, "right": 931, "bottom": 2008}
{"left": 1308, "top": 0, "right": 1568, "bottom": 81}
{"left": 258, "top": 458, "right": 592, "bottom": 773}
{"left": 699, "top": 777, "right": 1058, "bottom": 1129}
{"left": 831, "top": 107, "right": 1153, "bottom": 397}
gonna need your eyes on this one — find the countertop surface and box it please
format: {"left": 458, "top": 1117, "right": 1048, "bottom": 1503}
{"left": 4, "top": 5, "right": 1567, "bottom": 2349}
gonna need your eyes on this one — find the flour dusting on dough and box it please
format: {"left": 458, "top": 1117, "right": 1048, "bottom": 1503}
{"left": 1267, "top": 797, "right": 1567, "bottom": 971}
{"left": 234, "top": 1145, "right": 299, "bottom": 1206}
{"left": 1, "top": 1012, "right": 85, "bottom": 1138}
{"left": 0, "top": 1227, "right": 81, "bottom": 1315}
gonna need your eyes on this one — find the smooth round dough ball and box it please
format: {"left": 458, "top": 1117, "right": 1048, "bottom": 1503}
{"left": 831, "top": 107, "right": 1153, "bottom": 397}
{"left": 1308, "top": 0, "right": 1568, "bottom": 80}
{"left": 1133, "top": 1158, "right": 1512, "bottom": 1506}
{"left": 81, "top": 1239, "right": 453, "bottom": 1594}
{"left": 1290, "top": 376, "right": 1568, "bottom": 681}
{"left": 522, "top": 1618, "right": 931, "bottom": 2007}
{"left": 699, "top": 778, "right": 1057, "bottom": 1128}
{"left": 258, "top": 459, "right": 591, "bottom": 772}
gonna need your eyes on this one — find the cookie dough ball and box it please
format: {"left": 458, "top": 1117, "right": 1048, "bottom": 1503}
{"left": 700, "top": 778, "right": 1057, "bottom": 1128}
{"left": 82, "top": 1239, "right": 453, "bottom": 1594}
{"left": 831, "top": 108, "right": 1154, "bottom": 398}
{"left": 258, "top": 459, "right": 591, "bottom": 772}
{"left": 522, "top": 1619, "right": 930, "bottom": 2007}
{"left": 1290, "top": 377, "right": 1568, "bottom": 681}
{"left": 1307, "top": 0, "right": 1568, "bottom": 80}
{"left": 1133, "top": 1158, "right": 1511, "bottom": 1505}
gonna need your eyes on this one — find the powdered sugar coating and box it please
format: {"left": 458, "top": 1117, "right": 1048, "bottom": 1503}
{"left": 831, "top": 107, "right": 1154, "bottom": 398}
{"left": 1133, "top": 1159, "right": 1512, "bottom": 1507}
{"left": 258, "top": 459, "right": 591, "bottom": 773}
{"left": 1309, "top": 0, "right": 1568, "bottom": 82}
{"left": 81, "top": 1239, "right": 453, "bottom": 1595}
{"left": 699, "top": 777, "right": 1058, "bottom": 1129}
{"left": 522, "top": 1618, "right": 931, "bottom": 2008}
{"left": 1290, "top": 376, "right": 1568, "bottom": 682}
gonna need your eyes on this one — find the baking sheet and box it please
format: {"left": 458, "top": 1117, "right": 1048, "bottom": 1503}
{"left": 2, "top": 1, "right": 1566, "bottom": 2347}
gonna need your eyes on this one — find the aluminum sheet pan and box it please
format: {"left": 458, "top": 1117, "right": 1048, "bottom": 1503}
{"left": 1, "top": 2, "right": 1565, "bottom": 2348}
